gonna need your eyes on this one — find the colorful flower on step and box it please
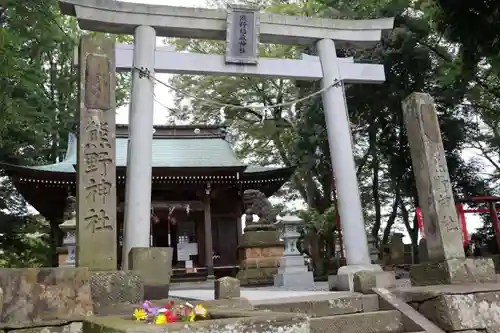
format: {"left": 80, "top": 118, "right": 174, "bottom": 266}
{"left": 157, "top": 308, "right": 178, "bottom": 324}
{"left": 155, "top": 313, "right": 167, "bottom": 325}
{"left": 142, "top": 301, "right": 160, "bottom": 317}
{"left": 133, "top": 308, "right": 148, "bottom": 321}
{"left": 167, "top": 313, "right": 177, "bottom": 323}
{"left": 187, "top": 309, "right": 195, "bottom": 322}
{"left": 194, "top": 304, "right": 207, "bottom": 318}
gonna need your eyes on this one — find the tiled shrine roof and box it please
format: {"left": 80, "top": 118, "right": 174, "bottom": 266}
{"left": 0, "top": 124, "right": 294, "bottom": 182}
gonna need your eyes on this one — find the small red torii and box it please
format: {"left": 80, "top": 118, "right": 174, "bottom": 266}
{"left": 416, "top": 196, "right": 500, "bottom": 250}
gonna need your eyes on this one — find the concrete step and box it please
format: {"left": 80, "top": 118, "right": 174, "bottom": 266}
{"left": 253, "top": 293, "right": 379, "bottom": 316}
{"left": 310, "top": 310, "right": 404, "bottom": 333}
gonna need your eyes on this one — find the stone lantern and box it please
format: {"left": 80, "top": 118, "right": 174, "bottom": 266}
{"left": 274, "top": 215, "right": 314, "bottom": 289}
{"left": 366, "top": 234, "right": 379, "bottom": 263}
{"left": 58, "top": 196, "right": 76, "bottom": 267}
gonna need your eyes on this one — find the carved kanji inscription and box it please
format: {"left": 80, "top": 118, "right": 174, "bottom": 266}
{"left": 85, "top": 54, "right": 111, "bottom": 110}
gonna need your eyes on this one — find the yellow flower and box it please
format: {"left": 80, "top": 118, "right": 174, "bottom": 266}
{"left": 188, "top": 310, "right": 195, "bottom": 322}
{"left": 194, "top": 304, "right": 207, "bottom": 318}
{"left": 133, "top": 308, "right": 147, "bottom": 321}
{"left": 155, "top": 313, "right": 167, "bottom": 325}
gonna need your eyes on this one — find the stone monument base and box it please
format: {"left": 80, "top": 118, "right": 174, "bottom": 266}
{"left": 394, "top": 283, "right": 500, "bottom": 332}
{"left": 329, "top": 264, "right": 389, "bottom": 291}
{"left": 274, "top": 256, "right": 314, "bottom": 289}
{"left": 236, "top": 227, "right": 284, "bottom": 286}
{"left": 89, "top": 270, "right": 143, "bottom": 313}
{"left": 410, "top": 257, "right": 496, "bottom": 286}
{"left": 128, "top": 247, "right": 173, "bottom": 299}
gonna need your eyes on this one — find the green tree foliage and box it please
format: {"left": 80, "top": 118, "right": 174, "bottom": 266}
{"left": 167, "top": 0, "right": 492, "bottom": 273}
{"left": 0, "top": 0, "right": 131, "bottom": 267}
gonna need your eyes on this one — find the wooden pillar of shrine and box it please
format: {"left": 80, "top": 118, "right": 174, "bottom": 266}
{"left": 204, "top": 183, "right": 214, "bottom": 278}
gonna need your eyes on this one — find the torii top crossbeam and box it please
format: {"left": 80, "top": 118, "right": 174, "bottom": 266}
{"left": 59, "top": 0, "right": 393, "bottom": 48}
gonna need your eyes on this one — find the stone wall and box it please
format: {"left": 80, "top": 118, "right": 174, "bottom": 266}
{"left": 394, "top": 284, "right": 500, "bottom": 333}
{"left": 0, "top": 268, "right": 143, "bottom": 333}
{"left": 0, "top": 268, "right": 91, "bottom": 333}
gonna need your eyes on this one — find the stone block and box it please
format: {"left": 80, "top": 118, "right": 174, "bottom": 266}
{"left": 242, "top": 230, "right": 280, "bottom": 246}
{"left": 83, "top": 311, "right": 308, "bottom": 333}
{"left": 128, "top": 247, "right": 172, "bottom": 300}
{"left": 241, "top": 257, "right": 279, "bottom": 269}
{"left": 89, "top": 271, "right": 143, "bottom": 313}
{"left": 0, "top": 268, "right": 92, "bottom": 328}
{"left": 352, "top": 271, "right": 396, "bottom": 294}
{"left": 274, "top": 256, "right": 314, "bottom": 289}
{"left": 274, "top": 271, "right": 315, "bottom": 289}
{"left": 490, "top": 254, "right": 500, "bottom": 273}
{"left": 410, "top": 257, "right": 496, "bottom": 286}
{"left": 237, "top": 267, "right": 278, "bottom": 286}
{"left": 253, "top": 293, "right": 367, "bottom": 316}
{"left": 214, "top": 276, "right": 240, "bottom": 299}
{"left": 487, "top": 327, "right": 500, "bottom": 333}
{"left": 261, "top": 246, "right": 284, "bottom": 257}
{"left": 373, "top": 288, "right": 443, "bottom": 333}
{"left": 310, "top": 310, "right": 403, "bottom": 333}
{"left": 416, "top": 290, "right": 500, "bottom": 331}
{"left": 10, "top": 322, "right": 82, "bottom": 333}
{"left": 328, "top": 275, "right": 338, "bottom": 291}
{"left": 330, "top": 264, "right": 384, "bottom": 291}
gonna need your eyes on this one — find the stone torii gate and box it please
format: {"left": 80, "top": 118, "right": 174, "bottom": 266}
{"left": 60, "top": 0, "right": 393, "bottom": 290}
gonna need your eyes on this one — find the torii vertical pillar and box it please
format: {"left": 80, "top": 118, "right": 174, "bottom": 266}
{"left": 122, "top": 25, "right": 156, "bottom": 269}
{"left": 317, "top": 38, "right": 383, "bottom": 291}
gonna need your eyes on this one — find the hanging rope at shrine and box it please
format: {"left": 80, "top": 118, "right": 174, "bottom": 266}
{"left": 132, "top": 66, "right": 343, "bottom": 111}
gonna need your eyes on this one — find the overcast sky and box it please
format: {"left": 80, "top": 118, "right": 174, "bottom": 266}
{"left": 116, "top": 0, "right": 208, "bottom": 124}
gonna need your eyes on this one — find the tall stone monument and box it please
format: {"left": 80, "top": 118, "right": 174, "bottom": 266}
{"left": 76, "top": 35, "right": 117, "bottom": 270}
{"left": 402, "top": 92, "right": 495, "bottom": 285}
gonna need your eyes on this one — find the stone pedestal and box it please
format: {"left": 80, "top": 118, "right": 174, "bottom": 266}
{"left": 89, "top": 270, "right": 143, "bottom": 313}
{"left": 236, "top": 226, "right": 284, "bottom": 286}
{"left": 215, "top": 276, "right": 240, "bottom": 299}
{"left": 274, "top": 215, "right": 314, "bottom": 289}
{"left": 410, "top": 257, "right": 496, "bottom": 286}
{"left": 330, "top": 264, "right": 390, "bottom": 291}
{"left": 128, "top": 247, "right": 173, "bottom": 299}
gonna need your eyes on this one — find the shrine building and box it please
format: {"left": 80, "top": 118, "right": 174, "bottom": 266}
{"left": 1, "top": 124, "right": 294, "bottom": 279}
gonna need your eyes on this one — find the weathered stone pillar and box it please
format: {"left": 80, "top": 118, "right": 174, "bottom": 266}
{"left": 76, "top": 35, "right": 117, "bottom": 270}
{"left": 274, "top": 215, "right": 314, "bottom": 289}
{"left": 402, "top": 92, "right": 495, "bottom": 285}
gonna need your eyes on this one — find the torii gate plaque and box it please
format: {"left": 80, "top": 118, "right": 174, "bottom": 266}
{"left": 60, "top": 0, "right": 394, "bottom": 291}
